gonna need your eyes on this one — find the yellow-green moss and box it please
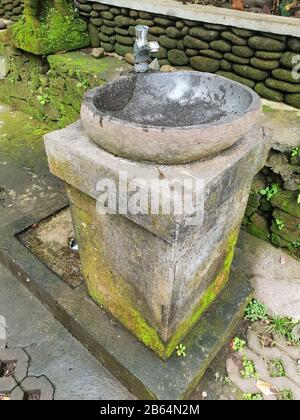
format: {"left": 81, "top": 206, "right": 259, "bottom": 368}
{"left": 67, "top": 185, "right": 240, "bottom": 360}
{"left": 9, "top": 2, "right": 89, "bottom": 55}
{"left": 164, "top": 228, "right": 239, "bottom": 358}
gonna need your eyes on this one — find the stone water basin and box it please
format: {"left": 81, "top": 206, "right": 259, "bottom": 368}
{"left": 81, "top": 71, "right": 261, "bottom": 164}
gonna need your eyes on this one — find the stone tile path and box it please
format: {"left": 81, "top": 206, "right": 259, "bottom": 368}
{"left": 0, "top": 263, "right": 133, "bottom": 400}
{"left": 227, "top": 323, "right": 300, "bottom": 400}
{"left": 0, "top": 343, "right": 54, "bottom": 400}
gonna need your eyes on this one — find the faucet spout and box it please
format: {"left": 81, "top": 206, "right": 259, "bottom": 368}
{"left": 134, "top": 25, "right": 160, "bottom": 73}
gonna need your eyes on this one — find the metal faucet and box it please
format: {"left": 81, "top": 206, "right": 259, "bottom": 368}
{"left": 134, "top": 25, "right": 160, "bottom": 73}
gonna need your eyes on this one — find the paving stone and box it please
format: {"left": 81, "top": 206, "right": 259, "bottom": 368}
{"left": 226, "top": 323, "right": 300, "bottom": 400}
{"left": 9, "top": 385, "right": 24, "bottom": 400}
{"left": 0, "top": 348, "right": 29, "bottom": 382}
{"left": 0, "top": 316, "right": 6, "bottom": 350}
{"left": 21, "top": 376, "right": 54, "bottom": 400}
{"left": 0, "top": 376, "right": 17, "bottom": 394}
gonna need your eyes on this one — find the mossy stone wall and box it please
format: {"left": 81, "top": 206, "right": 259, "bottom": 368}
{"left": 243, "top": 148, "right": 300, "bottom": 260}
{"left": 0, "top": 0, "right": 24, "bottom": 21}
{"left": 75, "top": 0, "right": 300, "bottom": 109}
{"left": 0, "top": 42, "right": 115, "bottom": 127}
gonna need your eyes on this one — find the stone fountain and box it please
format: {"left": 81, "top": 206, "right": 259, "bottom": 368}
{"left": 44, "top": 69, "right": 270, "bottom": 396}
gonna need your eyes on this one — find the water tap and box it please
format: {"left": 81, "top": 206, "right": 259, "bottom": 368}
{"left": 134, "top": 25, "right": 160, "bottom": 73}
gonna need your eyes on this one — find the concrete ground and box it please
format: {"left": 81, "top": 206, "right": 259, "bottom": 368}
{"left": 0, "top": 102, "right": 133, "bottom": 400}
{"left": 0, "top": 98, "right": 300, "bottom": 400}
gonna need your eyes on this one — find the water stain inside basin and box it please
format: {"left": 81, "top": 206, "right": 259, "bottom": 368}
{"left": 93, "top": 72, "right": 253, "bottom": 128}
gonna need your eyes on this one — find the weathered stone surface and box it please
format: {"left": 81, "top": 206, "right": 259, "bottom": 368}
{"left": 149, "top": 26, "right": 165, "bottom": 36}
{"left": 115, "top": 35, "right": 134, "bottom": 46}
{"left": 280, "top": 51, "right": 299, "bottom": 70}
{"left": 167, "top": 49, "right": 188, "bottom": 66}
{"left": 265, "top": 78, "right": 300, "bottom": 93}
{"left": 250, "top": 57, "right": 279, "bottom": 71}
{"left": 114, "top": 42, "right": 133, "bottom": 56}
{"left": 248, "top": 36, "right": 285, "bottom": 52}
{"left": 186, "top": 48, "right": 198, "bottom": 57}
{"left": 232, "top": 28, "right": 254, "bottom": 38}
{"left": 159, "top": 35, "right": 178, "bottom": 49}
{"left": 189, "top": 26, "right": 219, "bottom": 42}
{"left": 114, "top": 15, "right": 134, "bottom": 27}
{"left": 224, "top": 53, "right": 249, "bottom": 65}
{"left": 232, "top": 64, "right": 268, "bottom": 81}
{"left": 154, "top": 17, "right": 174, "bottom": 27}
{"left": 288, "top": 37, "right": 300, "bottom": 52}
{"left": 271, "top": 208, "right": 300, "bottom": 244}
{"left": 285, "top": 93, "right": 300, "bottom": 109}
{"left": 255, "top": 82, "right": 284, "bottom": 102}
{"left": 220, "top": 60, "right": 232, "bottom": 71}
{"left": 272, "top": 68, "right": 300, "bottom": 84}
{"left": 255, "top": 51, "right": 283, "bottom": 60}
{"left": 216, "top": 71, "right": 255, "bottom": 89}
{"left": 45, "top": 117, "right": 269, "bottom": 359}
{"left": 270, "top": 190, "right": 300, "bottom": 218}
{"left": 183, "top": 35, "right": 208, "bottom": 50}
{"left": 199, "top": 50, "right": 222, "bottom": 60}
{"left": 247, "top": 212, "right": 270, "bottom": 241}
{"left": 221, "top": 31, "right": 247, "bottom": 46}
{"left": 210, "top": 40, "right": 232, "bottom": 53}
{"left": 232, "top": 46, "right": 254, "bottom": 58}
{"left": 190, "top": 56, "right": 220, "bottom": 72}
{"left": 166, "top": 27, "right": 181, "bottom": 39}
{"left": 88, "top": 23, "right": 100, "bottom": 48}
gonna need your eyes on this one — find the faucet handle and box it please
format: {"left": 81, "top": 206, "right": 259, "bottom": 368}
{"left": 148, "top": 41, "right": 160, "bottom": 53}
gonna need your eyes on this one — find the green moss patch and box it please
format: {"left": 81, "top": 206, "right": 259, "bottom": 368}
{"left": 9, "top": 2, "right": 89, "bottom": 55}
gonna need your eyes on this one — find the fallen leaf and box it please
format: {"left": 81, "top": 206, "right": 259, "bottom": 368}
{"left": 256, "top": 379, "right": 276, "bottom": 396}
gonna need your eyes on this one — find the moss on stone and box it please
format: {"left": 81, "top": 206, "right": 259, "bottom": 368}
{"left": 67, "top": 185, "right": 240, "bottom": 360}
{"left": 248, "top": 36, "right": 285, "bottom": 52}
{"left": 216, "top": 71, "right": 255, "bottom": 89}
{"left": 232, "top": 65, "right": 268, "bottom": 82}
{"left": 9, "top": 1, "right": 89, "bottom": 55}
{"left": 183, "top": 35, "right": 208, "bottom": 50}
{"left": 272, "top": 68, "right": 300, "bottom": 84}
{"left": 285, "top": 93, "right": 300, "bottom": 109}
{"left": 168, "top": 49, "right": 189, "bottom": 66}
{"left": 250, "top": 57, "right": 279, "bottom": 71}
{"left": 190, "top": 56, "right": 220, "bottom": 73}
{"left": 255, "top": 82, "right": 284, "bottom": 102}
{"left": 265, "top": 78, "right": 300, "bottom": 93}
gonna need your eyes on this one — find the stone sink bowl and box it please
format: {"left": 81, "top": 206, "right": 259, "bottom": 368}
{"left": 81, "top": 72, "right": 261, "bottom": 164}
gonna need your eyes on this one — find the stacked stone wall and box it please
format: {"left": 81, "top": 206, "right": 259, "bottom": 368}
{"left": 75, "top": 0, "right": 300, "bottom": 108}
{"left": 0, "top": 0, "right": 24, "bottom": 21}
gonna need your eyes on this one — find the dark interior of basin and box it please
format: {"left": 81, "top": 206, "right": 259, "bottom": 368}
{"left": 93, "top": 72, "right": 255, "bottom": 128}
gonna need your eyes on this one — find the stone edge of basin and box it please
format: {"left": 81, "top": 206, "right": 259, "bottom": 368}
{"left": 44, "top": 121, "right": 270, "bottom": 245}
{"left": 80, "top": 72, "right": 262, "bottom": 165}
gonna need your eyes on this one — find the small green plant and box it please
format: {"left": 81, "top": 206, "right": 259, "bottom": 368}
{"left": 266, "top": 317, "right": 299, "bottom": 344}
{"left": 275, "top": 218, "right": 284, "bottom": 231}
{"left": 291, "top": 147, "right": 299, "bottom": 157}
{"left": 232, "top": 337, "right": 246, "bottom": 352}
{"left": 290, "top": 240, "right": 300, "bottom": 249}
{"left": 241, "top": 357, "right": 258, "bottom": 379}
{"left": 245, "top": 299, "right": 268, "bottom": 322}
{"left": 260, "top": 184, "right": 280, "bottom": 201}
{"left": 278, "top": 389, "right": 294, "bottom": 401}
{"left": 37, "top": 94, "right": 50, "bottom": 105}
{"left": 267, "top": 359, "right": 286, "bottom": 378}
{"left": 221, "top": 376, "right": 231, "bottom": 385}
{"left": 76, "top": 80, "right": 89, "bottom": 89}
{"left": 243, "top": 393, "right": 263, "bottom": 401}
{"left": 176, "top": 343, "right": 186, "bottom": 357}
